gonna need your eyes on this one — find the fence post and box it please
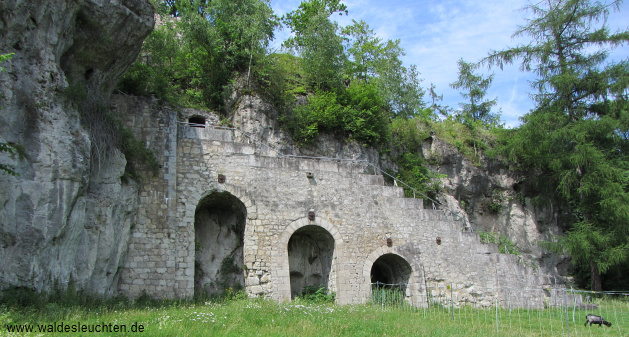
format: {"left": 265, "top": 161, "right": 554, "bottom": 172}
{"left": 450, "top": 283, "right": 454, "bottom": 321}
{"left": 564, "top": 288, "right": 570, "bottom": 337}
{"left": 382, "top": 286, "right": 385, "bottom": 310}
{"left": 495, "top": 294, "right": 499, "bottom": 336}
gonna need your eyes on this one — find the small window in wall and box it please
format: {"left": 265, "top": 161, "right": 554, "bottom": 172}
{"left": 188, "top": 116, "right": 206, "bottom": 128}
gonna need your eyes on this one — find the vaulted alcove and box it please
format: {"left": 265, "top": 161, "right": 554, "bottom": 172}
{"left": 287, "top": 225, "right": 335, "bottom": 299}
{"left": 194, "top": 191, "right": 246, "bottom": 296}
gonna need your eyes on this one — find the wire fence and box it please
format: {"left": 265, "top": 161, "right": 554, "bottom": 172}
{"left": 369, "top": 283, "right": 629, "bottom": 336}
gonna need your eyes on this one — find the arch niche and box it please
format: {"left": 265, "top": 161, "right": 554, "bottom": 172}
{"left": 194, "top": 191, "right": 246, "bottom": 296}
{"left": 370, "top": 253, "right": 413, "bottom": 291}
{"left": 287, "top": 225, "right": 335, "bottom": 299}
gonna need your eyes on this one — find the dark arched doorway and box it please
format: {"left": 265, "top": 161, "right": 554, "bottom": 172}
{"left": 194, "top": 191, "right": 246, "bottom": 296}
{"left": 288, "top": 225, "right": 335, "bottom": 299}
{"left": 370, "top": 253, "right": 412, "bottom": 289}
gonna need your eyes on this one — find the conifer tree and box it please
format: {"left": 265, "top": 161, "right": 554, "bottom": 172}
{"left": 484, "top": 0, "right": 629, "bottom": 290}
{"left": 450, "top": 58, "right": 499, "bottom": 126}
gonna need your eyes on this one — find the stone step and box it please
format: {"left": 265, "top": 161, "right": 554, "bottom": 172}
{"left": 247, "top": 154, "right": 370, "bottom": 175}
{"left": 190, "top": 133, "right": 430, "bottom": 211}
{"left": 355, "top": 173, "right": 385, "bottom": 186}
{"left": 400, "top": 197, "right": 425, "bottom": 210}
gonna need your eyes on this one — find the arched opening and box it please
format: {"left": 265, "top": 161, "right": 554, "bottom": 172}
{"left": 194, "top": 191, "right": 246, "bottom": 296}
{"left": 188, "top": 115, "right": 206, "bottom": 127}
{"left": 288, "top": 225, "right": 335, "bottom": 299}
{"left": 370, "top": 254, "right": 412, "bottom": 288}
{"left": 370, "top": 254, "right": 413, "bottom": 305}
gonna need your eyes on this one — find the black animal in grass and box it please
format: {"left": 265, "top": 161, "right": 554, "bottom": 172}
{"left": 584, "top": 314, "right": 612, "bottom": 327}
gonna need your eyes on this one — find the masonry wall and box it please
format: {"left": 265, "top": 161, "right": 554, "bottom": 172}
{"left": 116, "top": 96, "right": 551, "bottom": 306}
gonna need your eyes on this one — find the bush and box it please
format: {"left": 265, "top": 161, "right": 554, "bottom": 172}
{"left": 477, "top": 230, "right": 520, "bottom": 255}
{"left": 395, "top": 152, "right": 446, "bottom": 201}
{"left": 285, "top": 82, "right": 389, "bottom": 146}
{"left": 296, "top": 285, "right": 335, "bottom": 303}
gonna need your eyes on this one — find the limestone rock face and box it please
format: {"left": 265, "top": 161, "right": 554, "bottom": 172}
{"left": 227, "top": 90, "right": 392, "bottom": 170}
{"left": 422, "top": 136, "right": 567, "bottom": 277}
{"left": 0, "top": 0, "right": 153, "bottom": 294}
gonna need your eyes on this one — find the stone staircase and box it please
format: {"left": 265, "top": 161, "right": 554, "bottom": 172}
{"left": 179, "top": 122, "right": 474, "bottom": 226}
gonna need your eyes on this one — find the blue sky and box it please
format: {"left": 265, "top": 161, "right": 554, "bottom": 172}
{"left": 269, "top": 0, "right": 629, "bottom": 127}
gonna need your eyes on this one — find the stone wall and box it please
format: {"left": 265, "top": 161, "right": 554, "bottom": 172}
{"left": 115, "top": 95, "right": 552, "bottom": 306}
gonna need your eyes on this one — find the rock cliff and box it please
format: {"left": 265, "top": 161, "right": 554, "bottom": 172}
{"left": 0, "top": 0, "right": 153, "bottom": 294}
{"left": 422, "top": 136, "right": 568, "bottom": 279}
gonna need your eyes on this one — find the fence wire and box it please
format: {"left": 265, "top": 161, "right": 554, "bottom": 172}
{"left": 370, "top": 283, "right": 628, "bottom": 336}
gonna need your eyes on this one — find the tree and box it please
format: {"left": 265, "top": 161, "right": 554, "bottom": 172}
{"left": 297, "top": 13, "right": 346, "bottom": 92}
{"left": 450, "top": 58, "right": 500, "bottom": 126}
{"left": 283, "top": 0, "right": 347, "bottom": 92}
{"left": 282, "top": 0, "right": 347, "bottom": 42}
{"left": 120, "top": 0, "right": 278, "bottom": 110}
{"left": 342, "top": 20, "right": 384, "bottom": 81}
{"left": 342, "top": 20, "right": 426, "bottom": 119}
{"left": 427, "top": 83, "right": 452, "bottom": 117}
{"left": 484, "top": 0, "right": 629, "bottom": 290}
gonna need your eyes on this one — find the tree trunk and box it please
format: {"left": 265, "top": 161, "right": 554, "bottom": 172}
{"left": 590, "top": 260, "right": 603, "bottom": 291}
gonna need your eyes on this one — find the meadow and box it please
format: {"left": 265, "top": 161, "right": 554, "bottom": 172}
{"left": 2, "top": 291, "right": 627, "bottom": 337}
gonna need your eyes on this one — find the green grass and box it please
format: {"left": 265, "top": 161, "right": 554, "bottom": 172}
{"left": 2, "top": 297, "right": 627, "bottom": 336}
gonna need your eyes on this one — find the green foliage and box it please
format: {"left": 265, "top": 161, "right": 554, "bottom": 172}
{"left": 117, "top": 23, "right": 181, "bottom": 103}
{"left": 429, "top": 118, "right": 502, "bottom": 165}
{"left": 395, "top": 152, "right": 446, "bottom": 200}
{"left": 488, "top": 189, "right": 505, "bottom": 213}
{"left": 296, "top": 285, "right": 335, "bottom": 303}
{"left": 119, "top": 0, "right": 278, "bottom": 110}
{"left": 389, "top": 118, "right": 430, "bottom": 150}
{"left": 340, "top": 82, "right": 390, "bottom": 145}
{"left": 484, "top": 0, "right": 629, "bottom": 290}
{"left": 477, "top": 230, "right": 521, "bottom": 255}
{"left": 342, "top": 20, "right": 427, "bottom": 119}
{"left": 284, "top": 82, "right": 389, "bottom": 146}
{"left": 450, "top": 58, "right": 500, "bottom": 126}
{"left": 253, "top": 53, "right": 301, "bottom": 113}
{"left": 0, "top": 52, "right": 13, "bottom": 71}
{"left": 116, "top": 121, "right": 160, "bottom": 180}
{"left": 291, "top": 13, "right": 346, "bottom": 92}
{"left": 282, "top": 0, "right": 347, "bottom": 41}
{"left": 0, "top": 143, "right": 24, "bottom": 176}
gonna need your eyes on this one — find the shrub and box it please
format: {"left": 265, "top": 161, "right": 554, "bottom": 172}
{"left": 395, "top": 152, "right": 446, "bottom": 201}
{"left": 296, "top": 285, "right": 335, "bottom": 303}
{"left": 285, "top": 82, "right": 389, "bottom": 146}
{"left": 477, "top": 230, "right": 520, "bottom": 255}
